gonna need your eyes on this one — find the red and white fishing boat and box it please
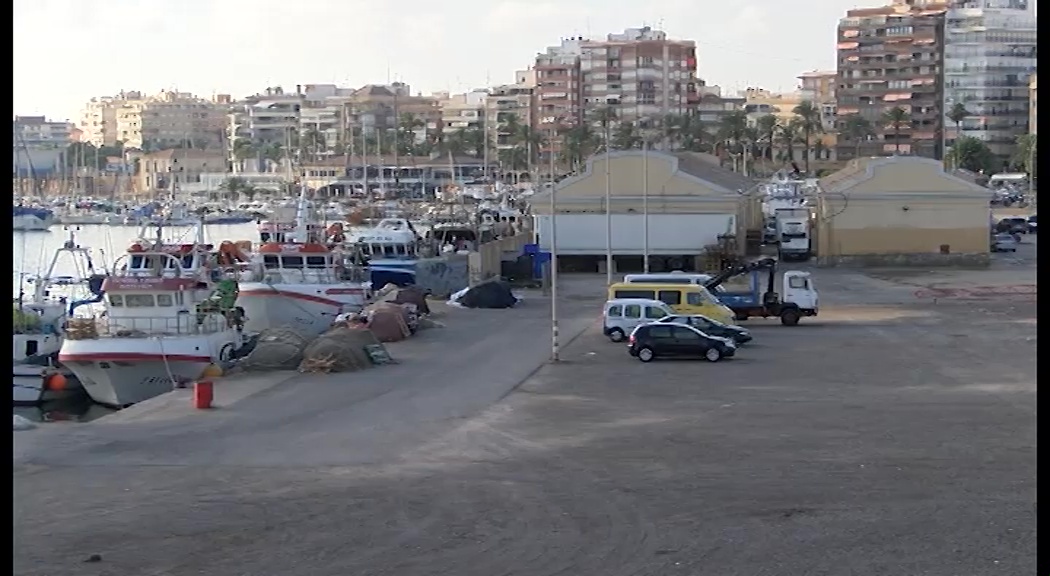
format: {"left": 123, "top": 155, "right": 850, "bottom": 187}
{"left": 58, "top": 226, "right": 248, "bottom": 407}
{"left": 237, "top": 186, "right": 370, "bottom": 337}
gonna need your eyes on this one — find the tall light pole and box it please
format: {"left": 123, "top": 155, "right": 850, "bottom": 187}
{"left": 642, "top": 137, "right": 650, "bottom": 273}
{"left": 548, "top": 123, "right": 560, "bottom": 362}
{"left": 604, "top": 122, "right": 613, "bottom": 284}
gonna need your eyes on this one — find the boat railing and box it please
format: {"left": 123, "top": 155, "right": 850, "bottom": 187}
{"left": 65, "top": 313, "right": 231, "bottom": 340}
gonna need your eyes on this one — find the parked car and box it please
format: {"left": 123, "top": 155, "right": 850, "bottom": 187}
{"left": 653, "top": 314, "right": 753, "bottom": 344}
{"left": 997, "top": 217, "right": 1029, "bottom": 234}
{"left": 602, "top": 298, "right": 676, "bottom": 342}
{"left": 992, "top": 233, "right": 1019, "bottom": 252}
{"left": 1028, "top": 214, "right": 1037, "bottom": 233}
{"left": 628, "top": 323, "right": 736, "bottom": 363}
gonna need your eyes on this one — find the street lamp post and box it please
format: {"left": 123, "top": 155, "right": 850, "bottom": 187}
{"left": 548, "top": 124, "right": 560, "bottom": 362}
{"left": 642, "top": 138, "right": 650, "bottom": 273}
{"left": 604, "top": 122, "right": 613, "bottom": 285}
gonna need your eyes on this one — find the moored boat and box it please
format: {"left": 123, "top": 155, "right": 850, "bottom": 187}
{"left": 58, "top": 228, "right": 248, "bottom": 407}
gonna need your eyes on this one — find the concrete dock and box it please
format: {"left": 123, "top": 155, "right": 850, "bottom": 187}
{"left": 14, "top": 250, "right": 1036, "bottom": 575}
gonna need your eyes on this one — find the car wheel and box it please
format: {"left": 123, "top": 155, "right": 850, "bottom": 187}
{"left": 780, "top": 308, "right": 801, "bottom": 326}
{"left": 608, "top": 328, "right": 625, "bottom": 342}
{"left": 637, "top": 347, "right": 655, "bottom": 362}
{"left": 705, "top": 347, "right": 723, "bottom": 362}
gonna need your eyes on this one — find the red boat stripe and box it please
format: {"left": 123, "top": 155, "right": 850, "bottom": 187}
{"left": 238, "top": 289, "right": 344, "bottom": 307}
{"left": 58, "top": 353, "right": 212, "bottom": 363}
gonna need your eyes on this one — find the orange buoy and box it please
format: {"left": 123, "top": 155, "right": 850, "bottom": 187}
{"left": 193, "top": 380, "right": 214, "bottom": 409}
{"left": 44, "top": 373, "right": 67, "bottom": 391}
{"left": 201, "top": 363, "right": 223, "bottom": 378}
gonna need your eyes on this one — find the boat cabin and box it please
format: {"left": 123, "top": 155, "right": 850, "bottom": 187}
{"left": 100, "top": 258, "right": 230, "bottom": 336}
{"left": 350, "top": 218, "right": 419, "bottom": 261}
{"left": 258, "top": 221, "right": 325, "bottom": 244}
{"left": 120, "top": 243, "right": 212, "bottom": 278}
{"left": 254, "top": 242, "right": 343, "bottom": 283}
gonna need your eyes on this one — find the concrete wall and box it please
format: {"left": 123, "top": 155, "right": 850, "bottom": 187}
{"left": 817, "top": 198, "right": 990, "bottom": 258}
{"left": 468, "top": 233, "right": 530, "bottom": 285}
{"left": 414, "top": 254, "right": 469, "bottom": 297}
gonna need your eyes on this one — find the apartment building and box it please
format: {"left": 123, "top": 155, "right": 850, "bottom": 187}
{"left": 80, "top": 91, "right": 225, "bottom": 150}
{"left": 488, "top": 70, "right": 537, "bottom": 151}
{"left": 692, "top": 83, "right": 745, "bottom": 126}
{"left": 534, "top": 27, "right": 699, "bottom": 159}
{"left": 228, "top": 86, "right": 305, "bottom": 149}
{"left": 798, "top": 70, "right": 839, "bottom": 130}
{"left": 135, "top": 149, "right": 226, "bottom": 193}
{"left": 1030, "top": 72, "right": 1037, "bottom": 135}
{"left": 437, "top": 90, "right": 487, "bottom": 134}
{"left": 835, "top": 0, "right": 948, "bottom": 160}
{"left": 943, "top": 0, "right": 1036, "bottom": 160}
{"left": 12, "top": 116, "right": 74, "bottom": 176}
{"left": 13, "top": 116, "right": 73, "bottom": 149}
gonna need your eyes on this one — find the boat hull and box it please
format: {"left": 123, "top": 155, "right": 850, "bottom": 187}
{"left": 58, "top": 332, "right": 242, "bottom": 408}
{"left": 13, "top": 214, "right": 54, "bottom": 231}
{"left": 368, "top": 260, "right": 417, "bottom": 288}
{"left": 238, "top": 283, "right": 369, "bottom": 337}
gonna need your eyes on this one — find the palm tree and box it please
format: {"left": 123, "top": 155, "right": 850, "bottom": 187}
{"left": 677, "top": 113, "right": 711, "bottom": 153}
{"left": 398, "top": 113, "right": 424, "bottom": 155}
{"left": 299, "top": 127, "right": 326, "bottom": 161}
{"left": 755, "top": 114, "right": 778, "bottom": 161}
{"left": 776, "top": 119, "right": 803, "bottom": 164}
{"left": 611, "top": 122, "right": 641, "bottom": 150}
{"left": 441, "top": 129, "right": 468, "bottom": 157}
{"left": 792, "top": 101, "right": 823, "bottom": 175}
{"left": 946, "top": 103, "right": 969, "bottom": 143}
{"left": 559, "top": 125, "right": 598, "bottom": 172}
{"left": 839, "top": 113, "right": 875, "bottom": 159}
{"left": 882, "top": 106, "right": 911, "bottom": 154}
{"left": 461, "top": 127, "right": 487, "bottom": 159}
{"left": 659, "top": 114, "right": 682, "bottom": 150}
{"left": 1013, "top": 133, "right": 1037, "bottom": 177}
{"left": 717, "top": 111, "right": 749, "bottom": 171}
{"left": 590, "top": 106, "right": 618, "bottom": 152}
{"left": 231, "top": 139, "right": 256, "bottom": 173}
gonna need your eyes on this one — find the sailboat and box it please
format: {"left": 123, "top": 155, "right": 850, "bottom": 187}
{"left": 57, "top": 221, "right": 249, "bottom": 408}
{"left": 13, "top": 231, "right": 106, "bottom": 405}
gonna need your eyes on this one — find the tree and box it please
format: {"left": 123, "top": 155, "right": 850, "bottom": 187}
{"left": 559, "top": 125, "right": 598, "bottom": 171}
{"left": 946, "top": 103, "right": 969, "bottom": 141}
{"left": 946, "top": 136, "right": 997, "bottom": 174}
{"left": 1013, "top": 133, "right": 1037, "bottom": 178}
{"left": 398, "top": 113, "right": 425, "bottom": 155}
{"left": 677, "top": 113, "right": 711, "bottom": 153}
{"left": 792, "top": 100, "right": 823, "bottom": 175}
{"left": 755, "top": 114, "right": 779, "bottom": 161}
{"left": 299, "top": 127, "right": 326, "bottom": 161}
{"left": 590, "top": 106, "right": 618, "bottom": 152}
{"left": 882, "top": 106, "right": 910, "bottom": 154}
{"left": 220, "top": 177, "right": 250, "bottom": 202}
{"left": 611, "top": 122, "right": 641, "bottom": 150}
{"left": 776, "top": 119, "right": 803, "bottom": 164}
{"left": 839, "top": 113, "right": 875, "bottom": 159}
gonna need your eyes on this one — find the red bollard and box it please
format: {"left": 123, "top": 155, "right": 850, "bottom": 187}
{"left": 193, "top": 380, "right": 214, "bottom": 409}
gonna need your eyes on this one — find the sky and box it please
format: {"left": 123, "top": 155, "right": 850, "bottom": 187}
{"left": 14, "top": 0, "right": 869, "bottom": 122}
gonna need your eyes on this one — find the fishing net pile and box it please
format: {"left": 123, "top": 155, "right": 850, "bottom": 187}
{"left": 241, "top": 327, "right": 311, "bottom": 371}
{"left": 298, "top": 326, "right": 387, "bottom": 373}
{"left": 374, "top": 284, "right": 431, "bottom": 315}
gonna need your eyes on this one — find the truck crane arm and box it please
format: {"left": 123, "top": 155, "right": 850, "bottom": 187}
{"left": 703, "top": 257, "right": 778, "bottom": 292}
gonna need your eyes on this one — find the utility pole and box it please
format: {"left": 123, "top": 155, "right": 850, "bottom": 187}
{"left": 549, "top": 123, "right": 560, "bottom": 362}
{"left": 604, "top": 121, "right": 613, "bottom": 285}
{"left": 643, "top": 138, "right": 650, "bottom": 273}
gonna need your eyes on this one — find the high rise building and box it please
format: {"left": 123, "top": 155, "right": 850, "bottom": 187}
{"left": 79, "top": 90, "right": 225, "bottom": 151}
{"left": 534, "top": 27, "right": 699, "bottom": 160}
{"left": 942, "top": 0, "right": 1036, "bottom": 163}
{"left": 835, "top": 0, "right": 948, "bottom": 160}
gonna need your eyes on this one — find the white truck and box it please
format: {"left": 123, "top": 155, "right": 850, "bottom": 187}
{"left": 774, "top": 207, "right": 811, "bottom": 262}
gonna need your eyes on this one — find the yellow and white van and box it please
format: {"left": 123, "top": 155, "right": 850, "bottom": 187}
{"left": 606, "top": 282, "right": 735, "bottom": 325}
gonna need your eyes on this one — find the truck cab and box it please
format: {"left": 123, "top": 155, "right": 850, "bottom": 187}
{"left": 704, "top": 258, "right": 819, "bottom": 326}
{"left": 774, "top": 207, "right": 811, "bottom": 262}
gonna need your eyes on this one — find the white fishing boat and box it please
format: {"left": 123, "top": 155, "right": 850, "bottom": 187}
{"left": 237, "top": 188, "right": 370, "bottom": 337}
{"left": 58, "top": 225, "right": 248, "bottom": 408}
{"left": 13, "top": 232, "right": 105, "bottom": 405}
{"left": 347, "top": 218, "right": 422, "bottom": 287}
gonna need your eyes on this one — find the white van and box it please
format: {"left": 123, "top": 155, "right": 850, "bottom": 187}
{"left": 602, "top": 298, "right": 676, "bottom": 342}
{"left": 622, "top": 272, "right": 725, "bottom": 293}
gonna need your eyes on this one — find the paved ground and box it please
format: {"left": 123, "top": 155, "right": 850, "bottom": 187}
{"left": 14, "top": 264, "right": 1035, "bottom": 575}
